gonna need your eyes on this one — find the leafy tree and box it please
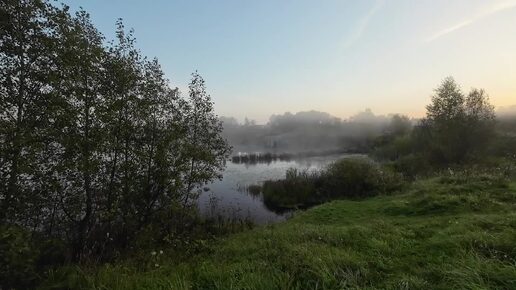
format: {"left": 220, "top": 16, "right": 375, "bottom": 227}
{"left": 418, "top": 77, "right": 495, "bottom": 164}
{"left": 1, "top": 0, "right": 231, "bottom": 263}
{"left": 181, "top": 72, "right": 231, "bottom": 210}
{"left": 464, "top": 88, "right": 496, "bottom": 154}
{"left": 388, "top": 114, "right": 412, "bottom": 136}
{"left": 0, "top": 0, "right": 59, "bottom": 227}
{"left": 50, "top": 8, "right": 107, "bottom": 260}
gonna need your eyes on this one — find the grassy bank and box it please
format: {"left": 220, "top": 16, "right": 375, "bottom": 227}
{"left": 41, "top": 173, "right": 516, "bottom": 289}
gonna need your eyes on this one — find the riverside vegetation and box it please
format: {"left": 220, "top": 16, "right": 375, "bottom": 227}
{"left": 38, "top": 171, "right": 516, "bottom": 289}
{"left": 2, "top": 1, "right": 516, "bottom": 289}
{"left": 32, "top": 78, "right": 515, "bottom": 290}
{"left": 3, "top": 76, "right": 515, "bottom": 290}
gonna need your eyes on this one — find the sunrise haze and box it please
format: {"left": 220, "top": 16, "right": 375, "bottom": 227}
{"left": 61, "top": 0, "right": 516, "bottom": 123}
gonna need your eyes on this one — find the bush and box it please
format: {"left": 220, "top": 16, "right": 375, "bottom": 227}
{"left": 262, "top": 158, "right": 404, "bottom": 210}
{"left": 373, "top": 135, "right": 414, "bottom": 161}
{"left": 321, "top": 158, "right": 404, "bottom": 198}
{"left": 0, "top": 225, "right": 40, "bottom": 289}
{"left": 488, "top": 135, "right": 516, "bottom": 157}
{"left": 388, "top": 154, "right": 432, "bottom": 178}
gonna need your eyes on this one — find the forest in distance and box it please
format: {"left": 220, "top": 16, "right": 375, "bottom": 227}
{"left": 2, "top": 0, "right": 516, "bottom": 289}
{"left": 220, "top": 106, "right": 516, "bottom": 157}
{"left": 220, "top": 109, "right": 410, "bottom": 155}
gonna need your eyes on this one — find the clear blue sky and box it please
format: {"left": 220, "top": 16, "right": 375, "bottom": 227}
{"left": 62, "top": 0, "right": 516, "bottom": 123}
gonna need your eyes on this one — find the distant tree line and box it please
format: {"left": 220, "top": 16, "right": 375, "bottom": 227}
{"left": 220, "top": 110, "right": 406, "bottom": 154}
{"left": 259, "top": 77, "right": 513, "bottom": 213}
{"left": 373, "top": 77, "right": 509, "bottom": 175}
{"left": 0, "top": 0, "right": 230, "bottom": 263}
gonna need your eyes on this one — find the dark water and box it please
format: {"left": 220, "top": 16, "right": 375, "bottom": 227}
{"left": 198, "top": 154, "right": 359, "bottom": 224}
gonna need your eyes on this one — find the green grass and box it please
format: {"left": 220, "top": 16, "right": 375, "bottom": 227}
{"left": 41, "top": 175, "right": 516, "bottom": 290}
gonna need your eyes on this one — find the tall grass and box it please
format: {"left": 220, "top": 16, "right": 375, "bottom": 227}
{"left": 262, "top": 158, "right": 404, "bottom": 210}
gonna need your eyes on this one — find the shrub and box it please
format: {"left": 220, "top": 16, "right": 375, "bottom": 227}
{"left": 262, "top": 158, "right": 404, "bottom": 210}
{"left": 388, "top": 154, "right": 432, "bottom": 178}
{"left": 488, "top": 135, "right": 516, "bottom": 157}
{"left": 321, "top": 158, "right": 403, "bottom": 198}
{"left": 373, "top": 135, "right": 414, "bottom": 161}
{"left": 0, "top": 225, "right": 40, "bottom": 289}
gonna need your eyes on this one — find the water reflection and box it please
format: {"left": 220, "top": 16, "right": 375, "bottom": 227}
{"left": 197, "top": 154, "right": 358, "bottom": 224}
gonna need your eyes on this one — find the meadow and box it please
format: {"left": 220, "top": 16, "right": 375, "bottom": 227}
{"left": 40, "top": 171, "right": 516, "bottom": 289}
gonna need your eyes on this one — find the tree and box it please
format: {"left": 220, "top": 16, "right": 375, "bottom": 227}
{"left": 0, "top": 0, "right": 58, "bottom": 226}
{"left": 181, "top": 72, "right": 231, "bottom": 211}
{"left": 388, "top": 114, "right": 412, "bottom": 136}
{"left": 463, "top": 88, "right": 496, "bottom": 154}
{"left": 50, "top": 8, "right": 107, "bottom": 260}
{"left": 1, "top": 0, "right": 231, "bottom": 263}
{"left": 418, "top": 77, "right": 496, "bottom": 164}
{"left": 96, "top": 20, "right": 144, "bottom": 249}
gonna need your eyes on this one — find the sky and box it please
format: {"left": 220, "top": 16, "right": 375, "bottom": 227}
{"left": 61, "top": 0, "right": 516, "bottom": 123}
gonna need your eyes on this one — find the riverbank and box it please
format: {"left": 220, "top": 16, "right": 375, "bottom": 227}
{"left": 42, "top": 173, "right": 516, "bottom": 289}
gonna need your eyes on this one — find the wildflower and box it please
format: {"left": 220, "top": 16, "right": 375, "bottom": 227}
{"left": 151, "top": 251, "right": 157, "bottom": 256}
{"left": 155, "top": 263, "right": 159, "bottom": 267}
{"left": 159, "top": 250, "right": 163, "bottom": 255}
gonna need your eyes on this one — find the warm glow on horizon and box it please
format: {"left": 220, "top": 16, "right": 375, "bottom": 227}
{"left": 61, "top": 0, "right": 516, "bottom": 123}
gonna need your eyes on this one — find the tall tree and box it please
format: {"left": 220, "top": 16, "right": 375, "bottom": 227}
{"left": 1, "top": 0, "right": 231, "bottom": 262}
{"left": 463, "top": 88, "right": 496, "bottom": 155}
{"left": 181, "top": 72, "right": 230, "bottom": 210}
{"left": 97, "top": 20, "right": 143, "bottom": 246}
{"left": 51, "top": 8, "right": 106, "bottom": 260}
{"left": 419, "top": 77, "right": 496, "bottom": 164}
{"left": 0, "top": 0, "right": 57, "bottom": 225}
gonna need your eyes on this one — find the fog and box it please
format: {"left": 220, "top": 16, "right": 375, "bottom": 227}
{"left": 221, "top": 106, "right": 516, "bottom": 156}
{"left": 220, "top": 109, "right": 415, "bottom": 155}
{"left": 497, "top": 105, "right": 516, "bottom": 120}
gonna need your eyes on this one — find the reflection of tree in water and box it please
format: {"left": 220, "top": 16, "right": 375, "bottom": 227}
{"left": 231, "top": 150, "right": 357, "bottom": 165}
{"left": 236, "top": 184, "right": 263, "bottom": 199}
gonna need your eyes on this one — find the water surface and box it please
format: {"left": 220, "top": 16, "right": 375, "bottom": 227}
{"left": 198, "top": 154, "right": 358, "bottom": 224}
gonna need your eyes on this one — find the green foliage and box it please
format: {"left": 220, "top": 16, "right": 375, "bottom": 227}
{"left": 262, "top": 158, "right": 404, "bottom": 209}
{"left": 0, "top": 0, "right": 230, "bottom": 263}
{"left": 0, "top": 225, "right": 69, "bottom": 290}
{"left": 388, "top": 114, "right": 412, "bottom": 136}
{"left": 41, "top": 172, "right": 516, "bottom": 289}
{"left": 387, "top": 153, "right": 432, "bottom": 178}
{"left": 373, "top": 135, "right": 414, "bottom": 161}
{"left": 488, "top": 134, "right": 516, "bottom": 157}
{"left": 373, "top": 77, "right": 498, "bottom": 174}
{"left": 0, "top": 0, "right": 61, "bottom": 230}
{"left": 262, "top": 168, "right": 320, "bottom": 210}
{"left": 0, "top": 225, "right": 39, "bottom": 289}
{"left": 321, "top": 158, "right": 403, "bottom": 198}
{"left": 419, "top": 77, "right": 496, "bottom": 165}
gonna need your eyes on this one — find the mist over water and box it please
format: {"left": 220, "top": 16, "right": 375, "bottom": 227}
{"left": 201, "top": 109, "right": 407, "bottom": 223}
{"left": 200, "top": 106, "right": 516, "bottom": 224}
{"left": 220, "top": 110, "right": 398, "bottom": 154}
